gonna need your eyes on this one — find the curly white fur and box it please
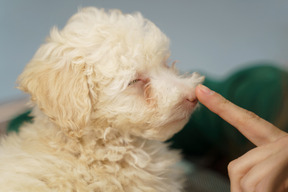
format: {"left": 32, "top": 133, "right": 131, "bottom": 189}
{"left": 0, "top": 7, "right": 204, "bottom": 191}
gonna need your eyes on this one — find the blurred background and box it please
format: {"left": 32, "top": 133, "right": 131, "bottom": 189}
{"left": 1, "top": 0, "right": 288, "bottom": 103}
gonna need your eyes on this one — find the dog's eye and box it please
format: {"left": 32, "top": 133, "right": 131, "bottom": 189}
{"left": 128, "top": 79, "right": 141, "bottom": 86}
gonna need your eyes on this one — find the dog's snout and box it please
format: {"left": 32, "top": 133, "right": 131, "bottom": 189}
{"left": 184, "top": 92, "right": 198, "bottom": 106}
{"left": 185, "top": 96, "right": 198, "bottom": 105}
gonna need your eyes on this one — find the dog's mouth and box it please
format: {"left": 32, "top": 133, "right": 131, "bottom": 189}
{"left": 166, "top": 101, "right": 197, "bottom": 126}
{"left": 167, "top": 116, "right": 187, "bottom": 126}
{"left": 155, "top": 114, "right": 191, "bottom": 141}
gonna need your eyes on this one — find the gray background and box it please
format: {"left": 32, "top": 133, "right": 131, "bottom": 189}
{"left": 1, "top": 0, "right": 288, "bottom": 103}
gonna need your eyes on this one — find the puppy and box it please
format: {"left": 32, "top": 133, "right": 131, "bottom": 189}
{"left": 0, "top": 7, "right": 204, "bottom": 191}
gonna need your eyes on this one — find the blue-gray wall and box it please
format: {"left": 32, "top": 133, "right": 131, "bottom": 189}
{"left": 1, "top": 0, "right": 288, "bottom": 102}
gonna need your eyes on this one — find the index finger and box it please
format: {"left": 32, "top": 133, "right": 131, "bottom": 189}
{"left": 195, "top": 84, "right": 286, "bottom": 146}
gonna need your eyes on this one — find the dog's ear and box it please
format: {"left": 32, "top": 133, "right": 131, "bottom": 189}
{"left": 18, "top": 42, "right": 92, "bottom": 138}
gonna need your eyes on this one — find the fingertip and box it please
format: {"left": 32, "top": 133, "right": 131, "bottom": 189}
{"left": 195, "top": 84, "right": 228, "bottom": 114}
{"left": 195, "top": 84, "right": 201, "bottom": 97}
{"left": 196, "top": 84, "right": 214, "bottom": 98}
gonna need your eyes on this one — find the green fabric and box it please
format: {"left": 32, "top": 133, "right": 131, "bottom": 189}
{"left": 8, "top": 110, "right": 33, "bottom": 133}
{"left": 7, "top": 64, "right": 288, "bottom": 158}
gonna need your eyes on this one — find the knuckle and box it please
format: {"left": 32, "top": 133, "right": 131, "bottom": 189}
{"left": 220, "top": 96, "right": 230, "bottom": 104}
{"left": 217, "top": 97, "right": 232, "bottom": 114}
{"left": 233, "top": 109, "right": 261, "bottom": 127}
{"left": 220, "top": 97, "right": 231, "bottom": 107}
{"left": 227, "top": 160, "right": 240, "bottom": 175}
{"left": 245, "top": 110, "right": 260, "bottom": 121}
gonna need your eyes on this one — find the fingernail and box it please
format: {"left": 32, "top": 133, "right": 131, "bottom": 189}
{"left": 198, "top": 84, "right": 214, "bottom": 95}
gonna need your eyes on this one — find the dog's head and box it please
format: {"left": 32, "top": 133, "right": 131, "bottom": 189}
{"left": 18, "top": 7, "right": 204, "bottom": 141}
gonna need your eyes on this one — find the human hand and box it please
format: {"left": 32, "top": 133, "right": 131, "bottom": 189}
{"left": 195, "top": 84, "right": 288, "bottom": 192}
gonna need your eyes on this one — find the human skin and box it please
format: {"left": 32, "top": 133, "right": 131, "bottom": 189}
{"left": 195, "top": 84, "right": 288, "bottom": 192}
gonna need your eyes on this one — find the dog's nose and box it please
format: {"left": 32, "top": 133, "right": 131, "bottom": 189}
{"left": 185, "top": 97, "right": 198, "bottom": 106}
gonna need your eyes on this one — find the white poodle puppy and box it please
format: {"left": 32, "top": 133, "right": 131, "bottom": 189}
{"left": 0, "top": 7, "right": 204, "bottom": 191}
